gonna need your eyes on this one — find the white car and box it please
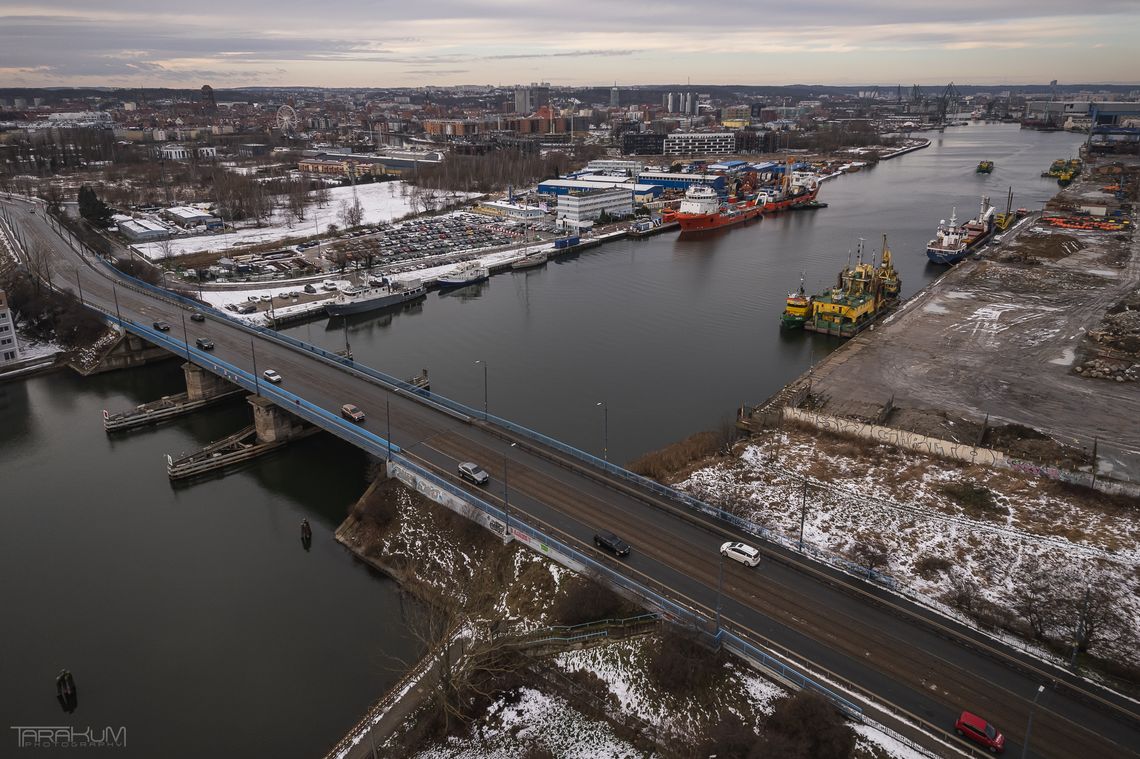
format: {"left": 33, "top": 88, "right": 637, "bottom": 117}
{"left": 262, "top": 369, "right": 282, "bottom": 384}
{"left": 720, "top": 541, "right": 761, "bottom": 567}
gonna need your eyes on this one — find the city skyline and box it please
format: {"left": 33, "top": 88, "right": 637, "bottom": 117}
{"left": 1, "top": 0, "right": 1139, "bottom": 89}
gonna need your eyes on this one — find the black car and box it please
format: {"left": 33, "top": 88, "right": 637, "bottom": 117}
{"left": 190, "top": 312, "right": 206, "bottom": 322}
{"left": 152, "top": 321, "right": 171, "bottom": 331}
{"left": 195, "top": 338, "right": 214, "bottom": 351}
{"left": 303, "top": 284, "right": 317, "bottom": 294}
{"left": 593, "top": 531, "right": 631, "bottom": 557}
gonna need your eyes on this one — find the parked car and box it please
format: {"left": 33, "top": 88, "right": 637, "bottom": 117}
{"left": 195, "top": 338, "right": 214, "bottom": 351}
{"left": 457, "top": 461, "right": 490, "bottom": 485}
{"left": 259, "top": 294, "right": 272, "bottom": 302}
{"left": 152, "top": 321, "right": 171, "bottom": 331}
{"left": 189, "top": 312, "right": 206, "bottom": 322}
{"left": 954, "top": 712, "right": 1004, "bottom": 753}
{"left": 303, "top": 284, "right": 317, "bottom": 294}
{"left": 262, "top": 369, "right": 282, "bottom": 384}
{"left": 593, "top": 531, "right": 631, "bottom": 557}
{"left": 341, "top": 403, "right": 366, "bottom": 422}
{"left": 720, "top": 541, "right": 761, "bottom": 567}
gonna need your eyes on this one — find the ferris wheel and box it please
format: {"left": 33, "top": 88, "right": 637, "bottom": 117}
{"left": 276, "top": 104, "right": 299, "bottom": 134}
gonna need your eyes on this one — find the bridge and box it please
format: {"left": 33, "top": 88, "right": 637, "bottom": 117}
{"left": 3, "top": 195, "right": 1138, "bottom": 759}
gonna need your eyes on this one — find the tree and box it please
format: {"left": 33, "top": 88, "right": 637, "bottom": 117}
{"left": 848, "top": 539, "right": 890, "bottom": 575}
{"left": 77, "top": 185, "right": 113, "bottom": 226}
{"left": 338, "top": 197, "right": 364, "bottom": 229}
{"left": 286, "top": 178, "right": 309, "bottom": 221}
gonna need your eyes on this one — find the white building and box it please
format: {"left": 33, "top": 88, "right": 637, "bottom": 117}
{"left": 479, "top": 201, "right": 547, "bottom": 221}
{"left": 0, "top": 289, "right": 21, "bottom": 365}
{"left": 158, "top": 144, "right": 190, "bottom": 160}
{"left": 585, "top": 159, "right": 644, "bottom": 175}
{"left": 663, "top": 132, "right": 735, "bottom": 156}
{"left": 119, "top": 219, "right": 169, "bottom": 242}
{"left": 163, "top": 206, "right": 218, "bottom": 228}
{"left": 556, "top": 188, "right": 633, "bottom": 227}
{"left": 197, "top": 146, "right": 218, "bottom": 159}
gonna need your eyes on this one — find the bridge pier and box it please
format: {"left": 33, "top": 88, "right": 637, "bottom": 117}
{"left": 250, "top": 395, "right": 309, "bottom": 443}
{"left": 103, "top": 362, "right": 245, "bottom": 432}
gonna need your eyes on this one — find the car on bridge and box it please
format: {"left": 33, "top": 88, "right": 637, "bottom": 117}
{"left": 720, "top": 542, "right": 761, "bottom": 567}
{"left": 341, "top": 403, "right": 366, "bottom": 423}
{"left": 195, "top": 338, "right": 214, "bottom": 351}
{"left": 955, "top": 711, "right": 1005, "bottom": 753}
{"left": 457, "top": 461, "right": 490, "bottom": 485}
{"left": 190, "top": 312, "right": 206, "bottom": 322}
{"left": 152, "top": 321, "right": 171, "bottom": 331}
{"left": 262, "top": 369, "right": 282, "bottom": 384}
{"left": 594, "top": 530, "right": 631, "bottom": 557}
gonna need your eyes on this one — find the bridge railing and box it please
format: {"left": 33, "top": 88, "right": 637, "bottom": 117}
{"left": 384, "top": 455, "right": 863, "bottom": 720}
{"left": 83, "top": 250, "right": 898, "bottom": 589}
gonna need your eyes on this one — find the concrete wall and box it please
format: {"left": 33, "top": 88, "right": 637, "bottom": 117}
{"left": 783, "top": 407, "right": 1140, "bottom": 497}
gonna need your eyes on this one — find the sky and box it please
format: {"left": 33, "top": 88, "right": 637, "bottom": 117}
{"left": 1, "top": 1, "right": 1138, "bottom": 89}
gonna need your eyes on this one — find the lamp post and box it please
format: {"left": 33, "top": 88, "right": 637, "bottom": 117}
{"left": 386, "top": 397, "right": 392, "bottom": 461}
{"left": 596, "top": 401, "right": 608, "bottom": 462}
{"left": 74, "top": 269, "right": 84, "bottom": 305}
{"left": 503, "top": 442, "right": 517, "bottom": 536}
{"left": 475, "top": 360, "right": 488, "bottom": 420}
{"left": 111, "top": 281, "right": 122, "bottom": 324}
{"left": 250, "top": 338, "right": 260, "bottom": 396}
{"left": 1021, "top": 684, "right": 1045, "bottom": 759}
{"left": 798, "top": 480, "right": 808, "bottom": 552}
{"left": 180, "top": 312, "right": 191, "bottom": 362}
{"left": 715, "top": 550, "right": 725, "bottom": 633}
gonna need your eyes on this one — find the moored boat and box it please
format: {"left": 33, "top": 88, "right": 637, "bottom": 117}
{"left": 511, "top": 250, "right": 548, "bottom": 269}
{"left": 780, "top": 275, "right": 813, "bottom": 329}
{"left": 757, "top": 157, "right": 821, "bottom": 212}
{"left": 325, "top": 279, "right": 426, "bottom": 316}
{"left": 925, "top": 196, "right": 996, "bottom": 265}
{"left": 437, "top": 261, "right": 490, "bottom": 288}
{"left": 674, "top": 185, "right": 763, "bottom": 233}
{"left": 798, "top": 236, "right": 903, "bottom": 338}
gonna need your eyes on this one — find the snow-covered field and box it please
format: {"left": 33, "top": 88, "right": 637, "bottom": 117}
{"left": 676, "top": 429, "right": 1140, "bottom": 668}
{"left": 133, "top": 182, "right": 479, "bottom": 260}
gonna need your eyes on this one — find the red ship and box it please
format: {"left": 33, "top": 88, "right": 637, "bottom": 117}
{"left": 759, "top": 158, "right": 821, "bottom": 212}
{"left": 670, "top": 185, "right": 763, "bottom": 233}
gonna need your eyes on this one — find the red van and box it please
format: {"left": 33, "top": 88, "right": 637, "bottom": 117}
{"left": 955, "top": 711, "right": 1005, "bottom": 753}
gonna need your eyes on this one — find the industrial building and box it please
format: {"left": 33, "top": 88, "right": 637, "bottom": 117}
{"left": 0, "top": 288, "right": 20, "bottom": 365}
{"left": 537, "top": 177, "right": 662, "bottom": 204}
{"left": 556, "top": 188, "right": 633, "bottom": 227}
{"left": 163, "top": 206, "right": 220, "bottom": 228}
{"left": 621, "top": 132, "right": 666, "bottom": 155}
{"left": 663, "top": 132, "right": 735, "bottom": 156}
{"left": 118, "top": 218, "right": 169, "bottom": 242}
{"left": 585, "top": 159, "right": 644, "bottom": 174}
{"left": 633, "top": 171, "right": 727, "bottom": 194}
{"left": 478, "top": 201, "right": 547, "bottom": 220}
{"left": 514, "top": 83, "right": 550, "bottom": 114}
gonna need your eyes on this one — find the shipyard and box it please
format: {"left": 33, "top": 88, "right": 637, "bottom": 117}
{"left": 2, "top": 42, "right": 1140, "bottom": 759}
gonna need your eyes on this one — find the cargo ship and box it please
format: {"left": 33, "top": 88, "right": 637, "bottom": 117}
{"left": 785, "top": 236, "right": 902, "bottom": 338}
{"left": 925, "top": 196, "right": 996, "bottom": 265}
{"left": 976, "top": 160, "right": 994, "bottom": 174}
{"left": 757, "top": 158, "right": 821, "bottom": 212}
{"left": 325, "top": 279, "right": 426, "bottom": 317}
{"left": 672, "top": 185, "right": 763, "bottom": 233}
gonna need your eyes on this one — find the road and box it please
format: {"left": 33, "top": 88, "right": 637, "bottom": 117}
{"left": 4, "top": 196, "right": 1139, "bottom": 759}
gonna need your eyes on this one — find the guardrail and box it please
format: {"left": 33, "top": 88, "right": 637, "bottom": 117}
{"left": 76, "top": 244, "right": 902, "bottom": 592}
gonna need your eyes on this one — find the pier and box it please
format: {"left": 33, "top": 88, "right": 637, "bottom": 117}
{"left": 104, "top": 362, "right": 244, "bottom": 432}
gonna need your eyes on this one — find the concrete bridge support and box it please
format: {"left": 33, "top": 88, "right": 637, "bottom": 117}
{"left": 184, "top": 362, "right": 235, "bottom": 401}
{"left": 250, "top": 395, "right": 310, "bottom": 444}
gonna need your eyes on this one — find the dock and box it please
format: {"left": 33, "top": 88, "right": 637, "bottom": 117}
{"left": 628, "top": 220, "right": 680, "bottom": 239}
{"left": 104, "top": 389, "right": 246, "bottom": 432}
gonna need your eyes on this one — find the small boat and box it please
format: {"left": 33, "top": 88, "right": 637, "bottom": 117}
{"left": 780, "top": 275, "right": 813, "bottom": 329}
{"left": 325, "top": 279, "right": 426, "bottom": 316}
{"left": 511, "top": 251, "right": 548, "bottom": 270}
{"left": 437, "top": 261, "right": 490, "bottom": 289}
{"left": 788, "top": 200, "right": 829, "bottom": 211}
{"left": 976, "top": 160, "right": 994, "bottom": 174}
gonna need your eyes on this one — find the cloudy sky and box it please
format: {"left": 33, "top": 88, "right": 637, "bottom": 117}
{"left": 1, "top": 1, "right": 1138, "bottom": 88}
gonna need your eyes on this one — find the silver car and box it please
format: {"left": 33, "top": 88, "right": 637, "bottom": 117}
{"left": 457, "top": 461, "right": 490, "bottom": 485}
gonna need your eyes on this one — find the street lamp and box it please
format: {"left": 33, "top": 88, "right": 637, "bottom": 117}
{"left": 715, "top": 549, "right": 725, "bottom": 633}
{"left": 180, "top": 312, "right": 191, "bottom": 362}
{"left": 1021, "top": 684, "right": 1046, "bottom": 759}
{"left": 596, "top": 401, "right": 608, "bottom": 462}
{"left": 250, "top": 338, "right": 260, "bottom": 396}
{"left": 111, "top": 281, "right": 123, "bottom": 324}
{"left": 475, "top": 360, "right": 488, "bottom": 420}
{"left": 503, "top": 442, "right": 517, "bottom": 536}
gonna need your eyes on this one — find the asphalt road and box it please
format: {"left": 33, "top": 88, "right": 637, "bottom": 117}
{"left": 4, "top": 196, "right": 1139, "bottom": 759}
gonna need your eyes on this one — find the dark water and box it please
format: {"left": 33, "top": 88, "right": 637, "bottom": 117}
{"left": 1, "top": 124, "right": 1084, "bottom": 757}
{"left": 292, "top": 124, "right": 1085, "bottom": 465}
{"left": 0, "top": 365, "right": 420, "bottom": 758}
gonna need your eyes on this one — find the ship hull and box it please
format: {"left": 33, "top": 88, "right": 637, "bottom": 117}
{"left": 926, "top": 227, "right": 992, "bottom": 264}
{"left": 325, "top": 287, "right": 426, "bottom": 316}
{"left": 676, "top": 205, "right": 762, "bottom": 233}
{"left": 763, "top": 186, "right": 820, "bottom": 213}
{"left": 437, "top": 273, "right": 489, "bottom": 289}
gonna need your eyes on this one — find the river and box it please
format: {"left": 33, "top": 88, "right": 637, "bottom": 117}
{"left": 0, "top": 123, "right": 1084, "bottom": 757}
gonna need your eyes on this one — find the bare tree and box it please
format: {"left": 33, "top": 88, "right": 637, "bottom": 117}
{"left": 338, "top": 197, "right": 364, "bottom": 229}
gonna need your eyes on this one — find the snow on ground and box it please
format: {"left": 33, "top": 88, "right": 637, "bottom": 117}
{"left": 675, "top": 429, "right": 1140, "bottom": 667}
{"left": 414, "top": 688, "right": 641, "bottom": 759}
{"left": 12, "top": 335, "right": 65, "bottom": 361}
{"left": 133, "top": 182, "right": 479, "bottom": 259}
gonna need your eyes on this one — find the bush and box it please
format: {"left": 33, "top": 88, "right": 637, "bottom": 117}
{"left": 646, "top": 626, "right": 723, "bottom": 694}
{"left": 914, "top": 554, "right": 954, "bottom": 580}
{"left": 695, "top": 711, "right": 760, "bottom": 758}
{"left": 759, "top": 691, "right": 855, "bottom": 759}
{"left": 940, "top": 482, "right": 1008, "bottom": 519}
{"left": 628, "top": 428, "right": 732, "bottom": 481}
